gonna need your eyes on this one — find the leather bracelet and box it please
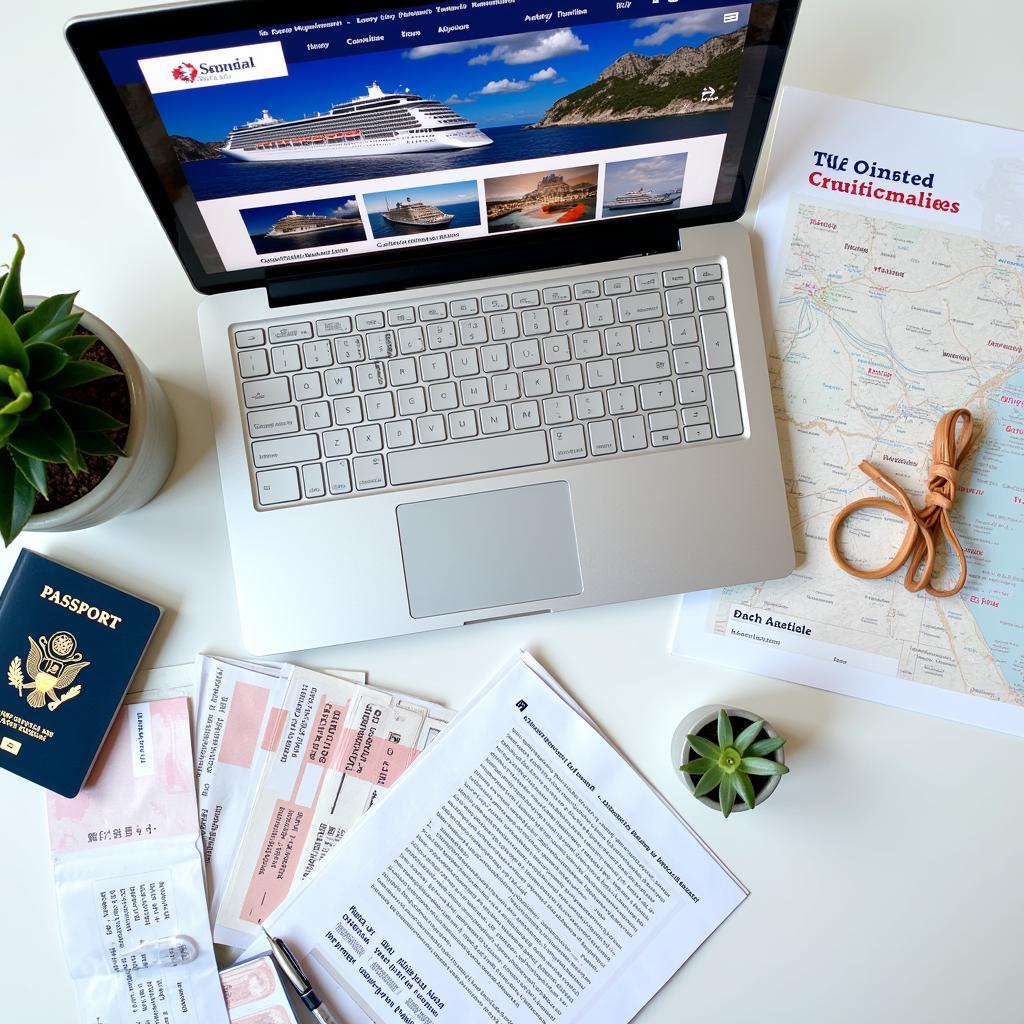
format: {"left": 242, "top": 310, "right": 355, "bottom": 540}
{"left": 828, "top": 408, "right": 974, "bottom": 598}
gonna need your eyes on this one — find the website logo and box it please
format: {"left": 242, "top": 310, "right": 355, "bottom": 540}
{"left": 139, "top": 41, "right": 288, "bottom": 95}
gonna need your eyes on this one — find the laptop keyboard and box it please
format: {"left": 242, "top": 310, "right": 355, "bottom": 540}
{"left": 233, "top": 258, "right": 744, "bottom": 509}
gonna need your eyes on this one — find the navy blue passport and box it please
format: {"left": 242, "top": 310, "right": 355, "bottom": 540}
{"left": 0, "top": 550, "right": 161, "bottom": 797}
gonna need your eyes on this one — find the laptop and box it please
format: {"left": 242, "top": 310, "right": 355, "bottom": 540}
{"left": 68, "top": 0, "right": 799, "bottom": 655}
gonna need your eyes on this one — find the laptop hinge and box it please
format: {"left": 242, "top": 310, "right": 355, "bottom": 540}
{"left": 265, "top": 218, "right": 680, "bottom": 308}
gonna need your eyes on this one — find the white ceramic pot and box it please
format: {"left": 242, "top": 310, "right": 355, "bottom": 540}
{"left": 670, "top": 704, "right": 786, "bottom": 813}
{"left": 25, "top": 301, "right": 177, "bottom": 533}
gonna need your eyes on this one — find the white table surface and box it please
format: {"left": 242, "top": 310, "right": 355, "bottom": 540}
{"left": 2, "top": 1, "right": 1022, "bottom": 1020}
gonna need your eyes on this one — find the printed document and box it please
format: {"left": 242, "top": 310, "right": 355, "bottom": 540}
{"left": 674, "top": 88, "right": 1024, "bottom": 734}
{"left": 253, "top": 653, "right": 746, "bottom": 1024}
{"left": 46, "top": 695, "right": 228, "bottom": 1024}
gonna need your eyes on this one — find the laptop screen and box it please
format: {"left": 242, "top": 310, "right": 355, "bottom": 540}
{"left": 93, "top": 0, "right": 785, "bottom": 280}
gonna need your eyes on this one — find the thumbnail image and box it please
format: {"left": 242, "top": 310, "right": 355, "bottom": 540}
{"left": 239, "top": 197, "right": 366, "bottom": 255}
{"left": 153, "top": 6, "right": 750, "bottom": 201}
{"left": 602, "top": 153, "right": 687, "bottom": 217}
{"left": 485, "top": 167, "right": 599, "bottom": 233}
{"left": 363, "top": 181, "right": 481, "bottom": 239}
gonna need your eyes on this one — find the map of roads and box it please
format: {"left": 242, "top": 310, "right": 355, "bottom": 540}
{"left": 713, "top": 201, "right": 1024, "bottom": 705}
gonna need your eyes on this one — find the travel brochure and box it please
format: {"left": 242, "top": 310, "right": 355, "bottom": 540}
{"left": 105, "top": 1, "right": 752, "bottom": 271}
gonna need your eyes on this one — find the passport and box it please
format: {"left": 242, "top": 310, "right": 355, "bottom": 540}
{"left": 0, "top": 550, "right": 161, "bottom": 797}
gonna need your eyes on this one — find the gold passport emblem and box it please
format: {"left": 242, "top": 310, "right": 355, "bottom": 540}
{"left": 7, "top": 631, "right": 90, "bottom": 711}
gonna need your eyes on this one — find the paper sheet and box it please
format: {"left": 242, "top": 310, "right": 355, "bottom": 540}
{"left": 46, "top": 696, "right": 229, "bottom": 1024}
{"left": 249, "top": 653, "right": 746, "bottom": 1024}
{"left": 221, "top": 954, "right": 301, "bottom": 1024}
{"left": 673, "top": 87, "right": 1024, "bottom": 734}
{"left": 215, "top": 665, "right": 452, "bottom": 948}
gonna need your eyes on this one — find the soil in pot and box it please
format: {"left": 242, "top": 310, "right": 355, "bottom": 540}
{"left": 33, "top": 335, "right": 131, "bottom": 515}
{"left": 686, "top": 714, "right": 780, "bottom": 803}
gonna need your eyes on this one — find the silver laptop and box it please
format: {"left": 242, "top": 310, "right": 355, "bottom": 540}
{"left": 69, "top": 0, "right": 799, "bottom": 654}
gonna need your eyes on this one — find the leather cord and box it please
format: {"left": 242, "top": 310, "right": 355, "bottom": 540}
{"left": 828, "top": 409, "right": 975, "bottom": 598}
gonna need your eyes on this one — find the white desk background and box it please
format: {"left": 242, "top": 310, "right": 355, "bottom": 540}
{"left": 1, "top": 2, "right": 1021, "bottom": 1021}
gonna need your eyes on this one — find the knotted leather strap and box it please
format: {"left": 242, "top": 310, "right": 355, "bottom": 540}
{"left": 828, "top": 409, "right": 974, "bottom": 598}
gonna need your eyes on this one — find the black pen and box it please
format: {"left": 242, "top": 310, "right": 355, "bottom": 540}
{"left": 262, "top": 927, "right": 340, "bottom": 1024}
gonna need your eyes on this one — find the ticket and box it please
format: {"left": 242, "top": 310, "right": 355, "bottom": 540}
{"left": 46, "top": 696, "right": 229, "bottom": 1024}
{"left": 220, "top": 954, "right": 301, "bottom": 1024}
{"left": 214, "top": 666, "right": 452, "bottom": 948}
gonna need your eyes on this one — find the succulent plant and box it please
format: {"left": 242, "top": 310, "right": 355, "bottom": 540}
{"left": 0, "top": 236, "right": 126, "bottom": 544}
{"left": 681, "top": 709, "right": 789, "bottom": 817}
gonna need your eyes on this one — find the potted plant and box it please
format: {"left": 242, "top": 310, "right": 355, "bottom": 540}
{"left": 0, "top": 236, "right": 176, "bottom": 543}
{"left": 671, "top": 706, "right": 789, "bottom": 817}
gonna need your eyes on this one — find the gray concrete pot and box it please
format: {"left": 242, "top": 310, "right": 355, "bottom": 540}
{"left": 671, "top": 704, "right": 786, "bottom": 814}
{"left": 24, "top": 300, "right": 176, "bottom": 533}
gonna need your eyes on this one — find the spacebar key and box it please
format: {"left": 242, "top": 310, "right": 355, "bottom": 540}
{"left": 388, "top": 431, "right": 549, "bottom": 486}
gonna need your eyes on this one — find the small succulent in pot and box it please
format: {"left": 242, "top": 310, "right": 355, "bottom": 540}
{"left": 0, "top": 236, "right": 128, "bottom": 544}
{"left": 672, "top": 706, "right": 788, "bottom": 817}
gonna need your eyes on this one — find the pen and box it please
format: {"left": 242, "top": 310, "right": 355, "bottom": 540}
{"left": 262, "top": 926, "right": 339, "bottom": 1024}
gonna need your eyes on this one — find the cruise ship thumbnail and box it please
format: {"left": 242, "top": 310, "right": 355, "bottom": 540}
{"left": 485, "top": 168, "right": 598, "bottom": 233}
{"left": 222, "top": 83, "right": 492, "bottom": 162}
{"left": 239, "top": 197, "right": 366, "bottom": 255}
{"left": 266, "top": 209, "right": 362, "bottom": 237}
{"left": 364, "top": 182, "right": 481, "bottom": 240}
{"left": 381, "top": 196, "right": 454, "bottom": 230}
{"left": 602, "top": 153, "right": 686, "bottom": 218}
{"left": 605, "top": 187, "right": 675, "bottom": 210}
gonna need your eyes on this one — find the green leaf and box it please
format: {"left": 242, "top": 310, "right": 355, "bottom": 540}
{"left": 14, "top": 292, "right": 76, "bottom": 341}
{"left": 9, "top": 409, "right": 77, "bottom": 467}
{"left": 734, "top": 770, "right": 756, "bottom": 810}
{"left": 0, "top": 236, "right": 25, "bottom": 322}
{"left": 734, "top": 718, "right": 765, "bottom": 755}
{"left": 0, "top": 311, "right": 29, "bottom": 376}
{"left": 54, "top": 397, "right": 125, "bottom": 433}
{"left": 9, "top": 448, "right": 47, "bottom": 497}
{"left": 20, "top": 392, "right": 51, "bottom": 423}
{"left": 27, "top": 342, "right": 69, "bottom": 382}
{"left": 692, "top": 762, "right": 723, "bottom": 799}
{"left": 747, "top": 736, "right": 786, "bottom": 757}
{"left": 0, "top": 392, "right": 31, "bottom": 416}
{"left": 740, "top": 756, "right": 790, "bottom": 776}
{"left": 680, "top": 756, "right": 714, "bottom": 775}
{"left": 76, "top": 431, "right": 126, "bottom": 457}
{"left": 20, "top": 313, "right": 82, "bottom": 350}
{"left": 716, "top": 709, "right": 734, "bottom": 749}
{"left": 0, "top": 413, "right": 19, "bottom": 447}
{"left": 686, "top": 734, "right": 721, "bottom": 761}
{"left": 48, "top": 359, "right": 120, "bottom": 391}
{"left": 719, "top": 775, "right": 736, "bottom": 817}
{"left": 0, "top": 451, "right": 37, "bottom": 546}
{"left": 54, "top": 333, "right": 95, "bottom": 361}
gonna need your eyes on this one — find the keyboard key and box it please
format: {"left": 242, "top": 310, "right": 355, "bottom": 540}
{"left": 709, "top": 370, "right": 744, "bottom": 437}
{"left": 693, "top": 263, "right": 723, "bottom": 283}
{"left": 325, "top": 367, "right": 354, "bottom": 395}
{"left": 586, "top": 299, "right": 615, "bottom": 327}
{"left": 302, "top": 462, "right": 326, "bottom": 498}
{"left": 238, "top": 349, "right": 269, "bottom": 378}
{"left": 543, "top": 335, "right": 571, "bottom": 363}
{"left": 418, "top": 302, "right": 447, "bottom": 321}
{"left": 489, "top": 312, "right": 520, "bottom": 341}
{"left": 398, "top": 326, "right": 425, "bottom": 354}
{"left": 636, "top": 321, "right": 668, "bottom": 350}
{"left": 574, "top": 392, "right": 605, "bottom": 420}
{"left": 492, "top": 373, "right": 520, "bottom": 402}
{"left": 607, "top": 386, "right": 637, "bottom": 415}
{"left": 551, "top": 425, "right": 587, "bottom": 461}
{"left": 554, "top": 364, "right": 584, "bottom": 393}
{"left": 452, "top": 349, "right": 480, "bottom": 377}
{"left": 667, "top": 289, "right": 694, "bottom": 315}
{"left": 427, "top": 322, "right": 457, "bottom": 349}
{"left": 458, "top": 317, "right": 488, "bottom": 345}
{"left": 481, "top": 344, "right": 510, "bottom": 373}
{"left": 252, "top": 434, "right": 320, "bottom": 468}
{"left": 511, "top": 338, "right": 541, "bottom": 368}
{"left": 234, "top": 328, "right": 265, "bottom": 348}
{"left": 327, "top": 459, "right": 352, "bottom": 494}
{"left": 316, "top": 316, "right": 351, "bottom": 336}
{"left": 543, "top": 285, "right": 572, "bottom": 304}
{"left": 416, "top": 415, "right": 447, "bottom": 444}
{"left": 648, "top": 410, "right": 679, "bottom": 430}
{"left": 634, "top": 273, "right": 659, "bottom": 291}
{"left": 604, "top": 325, "right": 634, "bottom": 355}
{"left": 248, "top": 406, "right": 299, "bottom": 438}
{"left": 573, "top": 281, "right": 600, "bottom": 299}
{"left": 460, "top": 378, "right": 489, "bottom": 406}
{"left": 617, "top": 293, "right": 663, "bottom": 322}
{"left": 428, "top": 382, "right": 457, "bottom": 411}
{"left": 335, "top": 336, "right": 365, "bottom": 363}
{"left": 682, "top": 406, "right": 711, "bottom": 427}
{"left": 387, "top": 306, "right": 415, "bottom": 326}
{"left": 678, "top": 376, "right": 708, "bottom": 405}
{"left": 353, "top": 454, "right": 386, "bottom": 490}
{"left": 256, "top": 467, "right": 300, "bottom": 505}
{"left": 366, "top": 331, "right": 397, "bottom": 360}
{"left": 521, "top": 308, "right": 552, "bottom": 336}
{"left": 293, "top": 372, "right": 323, "bottom": 401}
{"left": 587, "top": 419, "right": 617, "bottom": 456}
{"left": 389, "top": 430, "right": 549, "bottom": 486}
{"left": 673, "top": 348, "right": 702, "bottom": 375}
{"left": 639, "top": 380, "right": 675, "bottom": 410}
{"left": 355, "top": 311, "right": 385, "bottom": 331}
{"left": 618, "top": 416, "right": 647, "bottom": 452}
{"left": 587, "top": 360, "right": 615, "bottom": 388}
{"left": 243, "top": 377, "right": 290, "bottom": 408}
{"left": 302, "top": 339, "right": 333, "bottom": 367}
{"left": 543, "top": 396, "right": 572, "bottom": 425}
{"left": 480, "top": 405, "right": 510, "bottom": 434}
{"left": 354, "top": 424, "right": 383, "bottom": 453}
{"left": 652, "top": 428, "right": 682, "bottom": 447}
{"left": 389, "top": 357, "right": 418, "bottom": 386}
{"left": 398, "top": 387, "right": 427, "bottom": 416}
{"left": 356, "top": 361, "right": 387, "bottom": 391}
{"left": 449, "top": 410, "right": 478, "bottom": 439}
{"left": 700, "top": 312, "right": 734, "bottom": 369}
{"left": 481, "top": 294, "right": 508, "bottom": 312}
{"left": 365, "top": 392, "right": 395, "bottom": 421}
{"left": 523, "top": 368, "right": 553, "bottom": 397}
{"left": 385, "top": 419, "right": 415, "bottom": 448}
{"left": 571, "top": 331, "right": 601, "bottom": 359}
{"left": 451, "top": 297, "right": 479, "bottom": 316}
{"left": 323, "top": 429, "right": 352, "bottom": 457}
{"left": 272, "top": 345, "right": 301, "bottom": 374}
{"left": 670, "top": 317, "right": 699, "bottom": 346}
{"left": 696, "top": 283, "right": 726, "bottom": 311}
{"left": 618, "top": 352, "right": 671, "bottom": 384}
{"left": 512, "top": 290, "right": 540, "bottom": 308}
{"left": 603, "top": 276, "right": 631, "bottom": 296}
{"left": 269, "top": 322, "right": 312, "bottom": 343}
{"left": 418, "top": 353, "right": 448, "bottom": 382}
{"left": 684, "top": 424, "right": 714, "bottom": 443}
{"left": 512, "top": 400, "right": 540, "bottom": 429}
{"left": 662, "top": 268, "right": 691, "bottom": 287}
{"left": 301, "top": 401, "right": 332, "bottom": 430}
{"left": 333, "top": 397, "right": 363, "bottom": 425}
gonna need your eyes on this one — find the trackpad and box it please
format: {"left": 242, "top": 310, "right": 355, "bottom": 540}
{"left": 397, "top": 482, "right": 583, "bottom": 619}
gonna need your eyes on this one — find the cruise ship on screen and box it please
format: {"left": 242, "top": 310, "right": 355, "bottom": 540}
{"left": 605, "top": 187, "right": 676, "bottom": 209}
{"left": 222, "top": 83, "right": 492, "bottom": 162}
